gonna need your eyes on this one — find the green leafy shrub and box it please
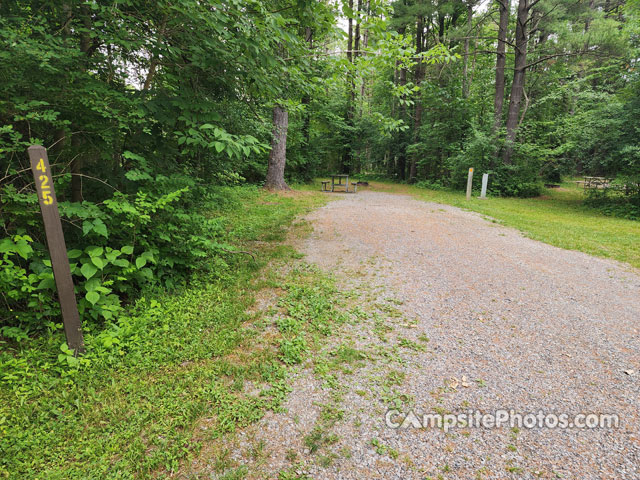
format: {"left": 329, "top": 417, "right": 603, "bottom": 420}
{"left": 415, "top": 179, "right": 445, "bottom": 190}
{"left": 446, "top": 129, "right": 543, "bottom": 198}
{"left": 0, "top": 170, "right": 236, "bottom": 335}
{"left": 585, "top": 178, "right": 640, "bottom": 220}
{"left": 486, "top": 164, "right": 543, "bottom": 198}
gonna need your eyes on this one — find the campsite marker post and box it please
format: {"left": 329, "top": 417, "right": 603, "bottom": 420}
{"left": 466, "top": 168, "right": 474, "bottom": 200}
{"left": 28, "top": 145, "right": 85, "bottom": 354}
{"left": 480, "top": 173, "right": 489, "bottom": 199}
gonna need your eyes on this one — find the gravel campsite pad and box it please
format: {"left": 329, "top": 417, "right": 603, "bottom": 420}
{"left": 213, "top": 191, "right": 640, "bottom": 479}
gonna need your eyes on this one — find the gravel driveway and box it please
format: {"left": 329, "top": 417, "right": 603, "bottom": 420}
{"left": 226, "top": 191, "right": 640, "bottom": 480}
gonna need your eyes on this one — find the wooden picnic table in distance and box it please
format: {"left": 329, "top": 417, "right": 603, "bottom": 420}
{"left": 331, "top": 174, "right": 348, "bottom": 192}
{"left": 577, "top": 176, "right": 613, "bottom": 190}
{"left": 321, "top": 175, "right": 358, "bottom": 193}
{"left": 331, "top": 174, "right": 350, "bottom": 192}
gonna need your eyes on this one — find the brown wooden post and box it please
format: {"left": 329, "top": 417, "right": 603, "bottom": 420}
{"left": 28, "top": 145, "right": 85, "bottom": 354}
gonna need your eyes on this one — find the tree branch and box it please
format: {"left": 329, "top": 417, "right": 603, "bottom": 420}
{"left": 524, "top": 50, "right": 611, "bottom": 70}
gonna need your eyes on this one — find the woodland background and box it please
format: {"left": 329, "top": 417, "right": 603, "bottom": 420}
{"left": 1, "top": 0, "right": 639, "bottom": 333}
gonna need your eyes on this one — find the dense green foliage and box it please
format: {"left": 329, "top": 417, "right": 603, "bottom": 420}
{"left": 1, "top": 1, "right": 639, "bottom": 475}
{"left": 319, "top": 0, "right": 640, "bottom": 201}
{"left": 0, "top": 0, "right": 334, "bottom": 332}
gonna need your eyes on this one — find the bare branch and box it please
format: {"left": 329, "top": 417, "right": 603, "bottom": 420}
{"left": 524, "top": 50, "right": 613, "bottom": 70}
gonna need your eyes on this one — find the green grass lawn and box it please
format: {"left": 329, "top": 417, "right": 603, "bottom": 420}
{"left": 364, "top": 179, "right": 640, "bottom": 269}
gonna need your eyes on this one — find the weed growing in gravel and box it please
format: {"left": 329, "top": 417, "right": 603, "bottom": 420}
{"left": 348, "top": 306, "right": 368, "bottom": 324}
{"left": 318, "top": 452, "right": 339, "bottom": 467}
{"left": 385, "top": 369, "right": 406, "bottom": 386}
{"left": 385, "top": 297, "right": 404, "bottom": 306}
{"left": 372, "top": 312, "right": 393, "bottom": 341}
{"left": 303, "top": 426, "right": 339, "bottom": 454}
{"left": 380, "top": 387, "right": 414, "bottom": 410}
{"left": 398, "top": 337, "right": 427, "bottom": 352}
{"left": 370, "top": 438, "right": 400, "bottom": 459}
{"left": 279, "top": 336, "right": 309, "bottom": 364}
{"left": 217, "top": 466, "right": 250, "bottom": 480}
{"left": 313, "top": 343, "right": 367, "bottom": 379}
{"left": 333, "top": 344, "right": 365, "bottom": 362}
{"left": 375, "top": 303, "right": 404, "bottom": 317}
{"left": 278, "top": 467, "right": 312, "bottom": 480}
{"left": 506, "top": 463, "right": 523, "bottom": 474}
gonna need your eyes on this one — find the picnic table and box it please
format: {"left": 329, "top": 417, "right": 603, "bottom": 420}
{"left": 576, "top": 176, "right": 613, "bottom": 190}
{"left": 321, "top": 174, "right": 357, "bottom": 193}
{"left": 575, "top": 177, "right": 640, "bottom": 195}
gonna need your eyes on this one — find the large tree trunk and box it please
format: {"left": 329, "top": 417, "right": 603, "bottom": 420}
{"left": 493, "top": 0, "right": 510, "bottom": 133}
{"left": 354, "top": 0, "right": 361, "bottom": 59}
{"left": 264, "top": 105, "right": 290, "bottom": 190}
{"left": 347, "top": 0, "right": 353, "bottom": 63}
{"left": 301, "top": 27, "right": 313, "bottom": 151}
{"left": 409, "top": 16, "right": 424, "bottom": 183}
{"left": 360, "top": 0, "right": 371, "bottom": 100}
{"left": 409, "top": 101, "right": 421, "bottom": 182}
{"left": 585, "top": 0, "right": 595, "bottom": 32}
{"left": 462, "top": 2, "right": 474, "bottom": 98}
{"left": 352, "top": 0, "right": 362, "bottom": 172}
{"left": 70, "top": 3, "right": 93, "bottom": 202}
{"left": 397, "top": 63, "right": 407, "bottom": 181}
{"left": 143, "top": 15, "right": 168, "bottom": 91}
{"left": 341, "top": 0, "right": 355, "bottom": 174}
{"left": 502, "top": 0, "right": 529, "bottom": 165}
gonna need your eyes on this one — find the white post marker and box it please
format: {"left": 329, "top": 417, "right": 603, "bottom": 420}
{"left": 466, "top": 168, "right": 474, "bottom": 200}
{"left": 480, "top": 173, "right": 489, "bottom": 199}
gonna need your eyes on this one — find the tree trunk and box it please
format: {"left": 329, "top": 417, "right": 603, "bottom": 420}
{"left": 352, "top": 0, "right": 362, "bottom": 172}
{"left": 409, "top": 102, "right": 421, "bottom": 182}
{"left": 354, "top": 0, "right": 361, "bottom": 59}
{"left": 71, "top": 3, "right": 92, "bottom": 202}
{"left": 585, "top": 0, "right": 595, "bottom": 31}
{"left": 264, "top": 105, "right": 290, "bottom": 190}
{"left": 347, "top": 0, "right": 353, "bottom": 63}
{"left": 302, "top": 27, "right": 313, "bottom": 150}
{"left": 502, "top": 0, "right": 529, "bottom": 165}
{"left": 341, "top": 0, "right": 355, "bottom": 174}
{"left": 360, "top": 0, "right": 371, "bottom": 100}
{"left": 398, "top": 62, "right": 407, "bottom": 181}
{"left": 493, "top": 0, "right": 510, "bottom": 133}
{"left": 409, "top": 16, "right": 424, "bottom": 183}
{"left": 143, "top": 15, "right": 168, "bottom": 91}
{"left": 462, "top": 3, "right": 473, "bottom": 98}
